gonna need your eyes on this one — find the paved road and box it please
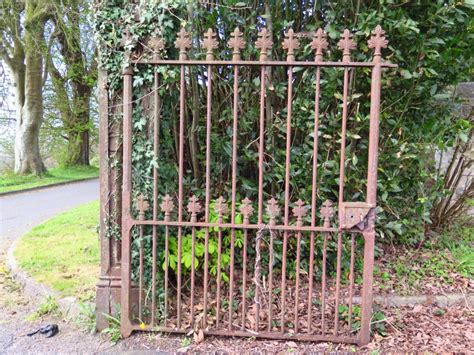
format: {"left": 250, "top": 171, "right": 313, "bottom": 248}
{"left": 0, "top": 179, "right": 105, "bottom": 353}
{"left": 0, "top": 179, "right": 99, "bottom": 242}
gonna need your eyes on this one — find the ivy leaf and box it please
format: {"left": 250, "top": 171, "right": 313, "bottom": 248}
{"left": 400, "top": 69, "right": 412, "bottom": 79}
{"left": 459, "top": 132, "right": 468, "bottom": 143}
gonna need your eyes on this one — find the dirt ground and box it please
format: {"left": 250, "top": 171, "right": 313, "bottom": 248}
{"left": 1, "top": 233, "right": 472, "bottom": 353}
{"left": 1, "top": 260, "right": 472, "bottom": 353}
{"left": 0, "top": 256, "right": 107, "bottom": 353}
{"left": 112, "top": 302, "right": 473, "bottom": 353}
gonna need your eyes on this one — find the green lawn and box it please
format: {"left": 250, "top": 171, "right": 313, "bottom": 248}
{"left": 15, "top": 201, "right": 100, "bottom": 301}
{"left": 0, "top": 165, "right": 99, "bottom": 194}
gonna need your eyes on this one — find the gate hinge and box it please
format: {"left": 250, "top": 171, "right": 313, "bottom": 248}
{"left": 340, "top": 202, "right": 375, "bottom": 230}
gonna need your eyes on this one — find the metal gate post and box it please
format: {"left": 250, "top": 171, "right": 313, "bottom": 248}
{"left": 359, "top": 26, "right": 387, "bottom": 345}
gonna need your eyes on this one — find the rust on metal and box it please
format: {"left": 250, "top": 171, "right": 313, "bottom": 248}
{"left": 203, "top": 28, "right": 218, "bottom": 60}
{"left": 118, "top": 25, "right": 395, "bottom": 345}
{"left": 340, "top": 202, "right": 374, "bottom": 230}
{"left": 255, "top": 28, "right": 273, "bottom": 61}
{"left": 228, "top": 27, "right": 245, "bottom": 61}
{"left": 282, "top": 28, "right": 300, "bottom": 62}
{"left": 175, "top": 27, "right": 191, "bottom": 60}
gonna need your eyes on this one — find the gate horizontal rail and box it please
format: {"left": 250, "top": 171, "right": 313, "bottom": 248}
{"left": 120, "top": 25, "right": 395, "bottom": 345}
{"left": 131, "top": 59, "right": 397, "bottom": 68}
{"left": 125, "top": 220, "right": 365, "bottom": 233}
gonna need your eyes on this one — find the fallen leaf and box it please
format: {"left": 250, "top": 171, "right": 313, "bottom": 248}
{"left": 465, "top": 330, "right": 474, "bottom": 341}
{"left": 286, "top": 341, "right": 297, "bottom": 348}
{"left": 194, "top": 329, "right": 204, "bottom": 344}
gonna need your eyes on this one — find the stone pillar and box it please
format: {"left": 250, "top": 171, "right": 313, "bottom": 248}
{"left": 96, "top": 69, "right": 123, "bottom": 330}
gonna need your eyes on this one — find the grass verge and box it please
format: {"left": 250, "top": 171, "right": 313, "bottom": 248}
{"left": 15, "top": 200, "right": 100, "bottom": 301}
{"left": 0, "top": 165, "right": 99, "bottom": 194}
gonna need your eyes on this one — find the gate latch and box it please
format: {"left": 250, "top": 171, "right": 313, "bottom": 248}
{"left": 340, "top": 202, "right": 374, "bottom": 230}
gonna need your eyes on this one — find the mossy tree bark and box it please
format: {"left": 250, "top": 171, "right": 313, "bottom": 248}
{"left": 0, "top": 0, "right": 50, "bottom": 175}
{"left": 48, "top": 0, "right": 96, "bottom": 166}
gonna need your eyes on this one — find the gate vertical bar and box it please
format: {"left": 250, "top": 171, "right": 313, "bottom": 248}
{"left": 188, "top": 196, "right": 200, "bottom": 328}
{"left": 229, "top": 64, "right": 239, "bottom": 331}
{"left": 308, "top": 28, "right": 327, "bottom": 333}
{"left": 348, "top": 233, "right": 356, "bottom": 330}
{"left": 256, "top": 60, "right": 265, "bottom": 327}
{"left": 151, "top": 74, "right": 159, "bottom": 327}
{"left": 161, "top": 195, "right": 173, "bottom": 320}
{"left": 335, "top": 29, "right": 356, "bottom": 335}
{"left": 359, "top": 25, "right": 388, "bottom": 345}
{"left": 227, "top": 27, "right": 244, "bottom": 331}
{"left": 201, "top": 27, "right": 220, "bottom": 329}
{"left": 293, "top": 200, "right": 306, "bottom": 334}
{"left": 255, "top": 27, "right": 273, "bottom": 331}
{"left": 174, "top": 28, "right": 191, "bottom": 329}
{"left": 239, "top": 198, "right": 252, "bottom": 330}
{"left": 280, "top": 28, "right": 299, "bottom": 334}
{"left": 203, "top": 64, "right": 213, "bottom": 328}
{"left": 176, "top": 63, "right": 185, "bottom": 329}
{"left": 149, "top": 34, "right": 164, "bottom": 327}
{"left": 320, "top": 199, "right": 334, "bottom": 335}
{"left": 138, "top": 226, "right": 144, "bottom": 320}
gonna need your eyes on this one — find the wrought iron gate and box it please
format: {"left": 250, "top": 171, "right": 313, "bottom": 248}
{"left": 120, "top": 25, "right": 395, "bottom": 345}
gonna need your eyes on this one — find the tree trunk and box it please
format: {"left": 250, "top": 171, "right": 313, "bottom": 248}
{"left": 48, "top": 1, "right": 95, "bottom": 167}
{"left": 66, "top": 87, "right": 91, "bottom": 166}
{"left": 14, "top": 18, "right": 46, "bottom": 175}
{"left": 66, "top": 116, "right": 91, "bottom": 166}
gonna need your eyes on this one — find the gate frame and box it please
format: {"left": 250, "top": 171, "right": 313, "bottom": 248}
{"left": 110, "top": 25, "right": 396, "bottom": 345}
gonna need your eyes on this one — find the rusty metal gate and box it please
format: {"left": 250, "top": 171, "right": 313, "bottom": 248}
{"left": 120, "top": 25, "right": 395, "bottom": 345}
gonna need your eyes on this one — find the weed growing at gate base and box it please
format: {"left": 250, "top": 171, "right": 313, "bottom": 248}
{"left": 338, "top": 304, "right": 387, "bottom": 336}
{"left": 74, "top": 301, "right": 97, "bottom": 334}
{"left": 101, "top": 313, "right": 122, "bottom": 344}
{"left": 27, "top": 296, "right": 60, "bottom": 321}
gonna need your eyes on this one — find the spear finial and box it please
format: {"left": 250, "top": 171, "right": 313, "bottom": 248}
{"left": 282, "top": 28, "right": 300, "bottom": 62}
{"left": 148, "top": 29, "right": 165, "bottom": 60}
{"left": 368, "top": 25, "right": 388, "bottom": 63}
{"left": 203, "top": 28, "right": 218, "bottom": 60}
{"left": 338, "top": 29, "right": 356, "bottom": 63}
{"left": 215, "top": 196, "right": 228, "bottom": 217}
{"left": 292, "top": 199, "right": 307, "bottom": 226}
{"left": 310, "top": 28, "right": 328, "bottom": 62}
{"left": 255, "top": 28, "right": 273, "bottom": 61}
{"left": 266, "top": 198, "right": 280, "bottom": 225}
{"left": 228, "top": 27, "right": 246, "bottom": 61}
{"left": 239, "top": 197, "right": 254, "bottom": 224}
{"left": 320, "top": 199, "right": 335, "bottom": 227}
{"left": 175, "top": 27, "right": 191, "bottom": 60}
{"left": 137, "top": 194, "right": 149, "bottom": 220}
{"left": 187, "top": 195, "right": 201, "bottom": 222}
{"left": 160, "top": 195, "right": 174, "bottom": 221}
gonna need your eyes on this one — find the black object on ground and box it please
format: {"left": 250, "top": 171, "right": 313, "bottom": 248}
{"left": 27, "top": 324, "right": 59, "bottom": 338}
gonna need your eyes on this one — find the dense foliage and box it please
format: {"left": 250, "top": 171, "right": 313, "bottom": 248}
{"left": 95, "top": 0, "right": 472, "bottom": 247}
